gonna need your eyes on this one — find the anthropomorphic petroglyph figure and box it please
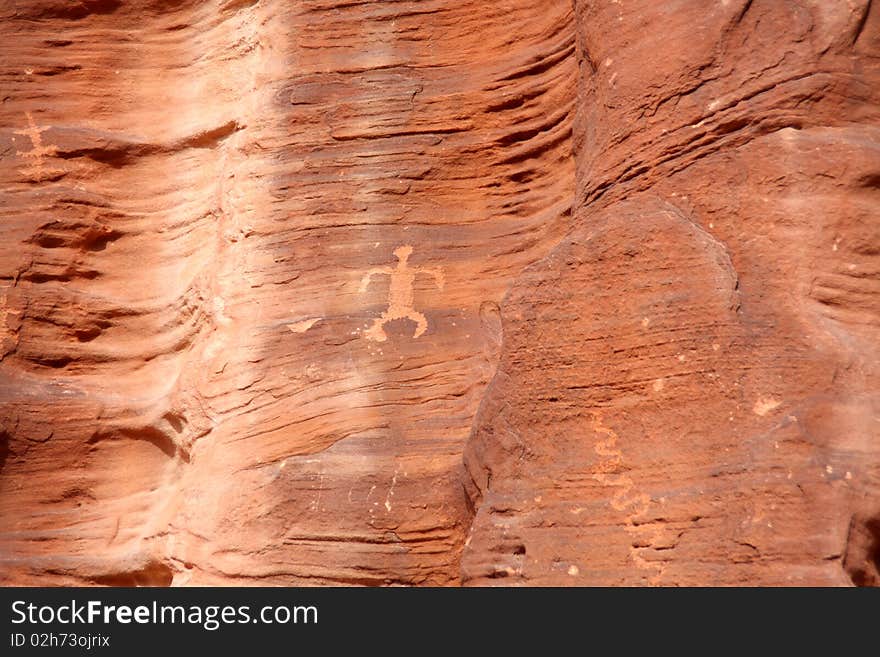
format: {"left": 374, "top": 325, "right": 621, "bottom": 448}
{"left": 14, "top": 112, "right": 57, "bottom": 180}
{"left": 359, "top": 244, "right": 444, "bottom": 342}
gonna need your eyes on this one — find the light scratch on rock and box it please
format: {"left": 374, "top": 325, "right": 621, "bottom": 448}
{"left": 287, "top": 317, "right": 321, "bottom": 333}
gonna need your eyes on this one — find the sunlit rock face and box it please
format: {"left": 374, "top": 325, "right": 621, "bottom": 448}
{"left": 1, "top": 0, "right": 877, "bottom": 586}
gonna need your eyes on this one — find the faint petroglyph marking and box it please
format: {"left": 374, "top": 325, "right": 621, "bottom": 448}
{"left": 310, "top": 465, "right": 324, "bottom": 513}
{"left": 384, "top": 465, "right": 400, "bottom": 513}
{"left": 304, "top": 363, "right": 322, "bottom": 382}
{"left": 212, "top": 296, "right": 232, "bottom": 326}
{"left": 14, "top": 112, "right": 57, "bottom": 180}
{"left": 752, "top": 397, "right": 781, "bottom": 417}
{"left": 287, "top": 318, "right": 320, "bottom": 333}
{"left": 590, "top": 411, "right": 667, "bottom": 585}
{"left": 367, "top": 483, "right": 378, "bottom": 521}
{"left": 359, "top": 245, "right": 444, "bottom": 342}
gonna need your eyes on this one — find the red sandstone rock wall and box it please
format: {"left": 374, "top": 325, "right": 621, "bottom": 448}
{"left": 0, "top": 1, "right": 877, "bottom": 586}
{"left": 463, "top": 1, "right": 880, "bottom": 585}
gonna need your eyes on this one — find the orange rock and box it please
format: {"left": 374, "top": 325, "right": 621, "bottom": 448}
{"left": 0, "top": 0, "right": 877, "bottom": 587}
{"left": 463, "top": 1, "right": 880, "bottom": 586}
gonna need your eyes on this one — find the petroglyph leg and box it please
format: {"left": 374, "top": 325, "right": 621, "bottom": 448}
{"left": 409, "top": 311, "right": 428, "bottom": 339}
{"left": 365, "top": 314, "right": 390, "bottom": 343}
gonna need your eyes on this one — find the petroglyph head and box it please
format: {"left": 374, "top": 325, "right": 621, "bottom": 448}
{"left": 393, "top": 245, "right": 413, "bottom": 262}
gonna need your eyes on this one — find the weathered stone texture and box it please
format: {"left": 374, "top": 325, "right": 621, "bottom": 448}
{"left": 1, "top": 1, "right": 877, "bottom": 586}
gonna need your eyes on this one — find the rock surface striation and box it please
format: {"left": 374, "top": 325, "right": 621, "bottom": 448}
{"left": 1, "top": 0, "right": 878, "bottom": 586}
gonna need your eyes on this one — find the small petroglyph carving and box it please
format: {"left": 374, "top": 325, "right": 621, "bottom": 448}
{"left": 590, "top": 412, "right": 667, "bottom": 585}
{"left": 14, "top": 112, "right": 57, "bottom": 180}
{"left": 752, "top": 397, "right": 781, "bottom": 417}
{"left": 359, "top": 245, "right": 444, "bottom": 342}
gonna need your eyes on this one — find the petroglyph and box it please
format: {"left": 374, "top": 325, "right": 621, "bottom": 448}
{"left": 753, "top": 397, "right": 781, "bottom": 417}
{"left": 359, "top": 245, "right": 444, "bottom": 342}
{"left": 14, "top": 112, "right": 58, "bottom": 180}
{"left": 287, "top": 318, "right": 320, "bottom": 333}
{"left": 590, "top": 411, "right": 667, "bottom": 585}
{"left": 384, "top": 465, "right": 400, "bottom": 513}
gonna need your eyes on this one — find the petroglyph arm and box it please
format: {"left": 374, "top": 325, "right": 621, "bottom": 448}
{"left": 358, "top": 266, "right": 392, "bottom": 293}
